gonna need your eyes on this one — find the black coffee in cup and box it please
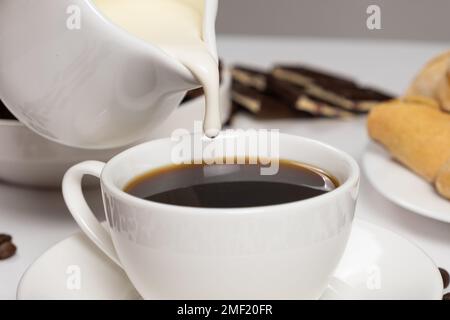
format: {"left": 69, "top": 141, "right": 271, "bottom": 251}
{"left": 124, "top": 159, "right": 338, "bottom": 208}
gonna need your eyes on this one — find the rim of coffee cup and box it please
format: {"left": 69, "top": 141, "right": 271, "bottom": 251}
{"left": 100, "top": 133, "right": 360, "bottom": 215}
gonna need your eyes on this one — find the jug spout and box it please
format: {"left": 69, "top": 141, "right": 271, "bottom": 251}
{"left": 0, "top": 0, "right": 218, "bottom": 149}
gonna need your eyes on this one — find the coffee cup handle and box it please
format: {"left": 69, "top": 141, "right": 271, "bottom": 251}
{"left": 62, "top": 161, "right": 122, "bottom": 267}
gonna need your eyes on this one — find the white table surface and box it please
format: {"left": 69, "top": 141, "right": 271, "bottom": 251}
{"left": 1, "top": 36, "right": 450, "bottom": 300}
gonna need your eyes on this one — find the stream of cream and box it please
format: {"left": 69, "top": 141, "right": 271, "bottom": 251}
{"left": 92, "top": 0, "right": 221, "bottom": 137}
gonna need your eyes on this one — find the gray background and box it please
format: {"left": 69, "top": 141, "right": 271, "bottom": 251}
{"left": 216, "top": 0, "right": 450, "bottom": 42}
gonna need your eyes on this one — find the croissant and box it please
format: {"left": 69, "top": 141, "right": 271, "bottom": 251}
{"left": 367, "top": 98, "right": 450, "bottom": 200}
{"left": 437, "top": 69, "right": 450, "bottom": 112}
{"left": 436, "top": 160, "right": 450, "bottom": 199}
{"left": 406, "top": 51, "right": 450, "bottom": 113}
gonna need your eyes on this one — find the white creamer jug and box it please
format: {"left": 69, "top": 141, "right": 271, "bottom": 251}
{"left": 0, "top": 0, "right": 219, "bottom": 149}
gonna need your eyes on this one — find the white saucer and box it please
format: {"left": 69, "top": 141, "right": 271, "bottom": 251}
{"left": 363, "top": 142, "right": 450, "bottom": 223}
{"left": 17, "top": 219, "right": 443, "bottom": 300}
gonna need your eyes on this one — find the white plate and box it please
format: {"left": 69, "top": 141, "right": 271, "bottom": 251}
{"left": 363, "top": 142, "right": 450, "bottom": 223}
{"left": 17, "top": 219, "right": 443, "bottom": 300}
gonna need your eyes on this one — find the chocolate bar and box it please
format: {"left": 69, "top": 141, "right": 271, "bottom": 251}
{"left": 267, "top": 77, "right": 354, "bottom": 118}
{"left": 232, "top": 66, "right": 354, "bottom": 118}
{"left": 232, "top": 82, "right": 309, "bottom": 119}
{"left": 231, "top": 64, "right": 392, "bottom": 118}
{"left": 231, "top": 66, "right": 268, "bottom": 92}
{"left": 272, "top": 65, "right": 356, "bottom": 88}
{"left": 272, "top": 65, "right": 394, "bottom": 112}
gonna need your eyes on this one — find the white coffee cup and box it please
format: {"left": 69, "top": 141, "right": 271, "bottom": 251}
{"left": 62, "top": 132, "right": 359, "bottom": 299}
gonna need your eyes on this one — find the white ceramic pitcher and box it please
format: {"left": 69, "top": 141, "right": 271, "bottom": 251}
{"left": 0, "top": 0, "right": 218, "bottom": 149}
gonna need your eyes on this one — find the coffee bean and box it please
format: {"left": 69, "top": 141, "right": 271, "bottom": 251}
{"left": 443, "top": 293, "right": 450, "bottom": 301}
{"left": 439, "top": 268, "right": 450, "bottom": 289}
{"left": 0, "top": 241, "right": 16, "bottom": 260}
{"left": 0, "top": 234, "right": 12, "bottom": 245}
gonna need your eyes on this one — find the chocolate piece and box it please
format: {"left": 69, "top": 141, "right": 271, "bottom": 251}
{"left": 231, "top": 66, "right": 353, "bottom": 118}
{"left": 182, "top": 87, "right": 204, "bottom": 103}
{"left": 351, "top": 87, "right": 396, "bottom": 112}
{"left": 232, "top": 82, "right": 309, "bottom": 119}
{"left": 217, "top": 63, "right": 393, "bottom": 121}
{"left": 443, "top": 293, "right": 450, "bottom": 300}
{"left": 440, "top": 268, "right": 450, "bottom": 289}
{"left": 0, "top": 100, "right": 17, "bottom": 120}
{"left": 267, "top": 76, "right": 354, "bottom": 118}
{"left": 0, "top": 234, "right": 12, "bottom": 245}
{"left": 181, "top": 60, "right": 224, "bottom": 104}
{"left": 0, "top": 241, "right": 16, "bottom": 260}
{"left": 272, "top": 65, "right": 394, "bottom": 112}
{"left": 273, "top": 65, "right": 356, "bottom": 88}
{"left": 231, "top": 66, "right": 268, "bottom": 92}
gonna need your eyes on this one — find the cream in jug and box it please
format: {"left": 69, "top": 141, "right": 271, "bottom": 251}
{"left": 92, "top": 0, "right": 221, "bottom": 138}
